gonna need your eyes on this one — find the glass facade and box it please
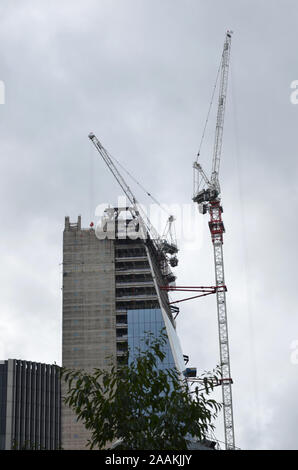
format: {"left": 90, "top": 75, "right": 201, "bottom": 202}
{"left": 127, "top": 308, "right": 184, "bottom": 373}
{"left": 161, "top": 308, "right": 186, "bottom": 374}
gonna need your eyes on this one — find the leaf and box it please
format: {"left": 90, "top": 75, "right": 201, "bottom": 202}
{"left": 62, "top": 329, "right": 222, "bottom": 450}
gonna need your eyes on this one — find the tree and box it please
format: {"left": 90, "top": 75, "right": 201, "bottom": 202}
{"left": 61, "top": 330, "right": 222, "bottom": 450}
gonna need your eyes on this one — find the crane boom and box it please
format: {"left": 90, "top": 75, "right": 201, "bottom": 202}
{"left": 193, "top": 30, "right": 233, "bottom": 206}
{"left": 210, "top": 31, "right": 232, "bottom": 194}
{"left": 88, "top": 133, "right": 178, "bottom": 274}
{"left": 88, "top": 132, "right": 137, "bottom": 209}
{"left": 89, "top": 132, "right": 161, "bottom": 242}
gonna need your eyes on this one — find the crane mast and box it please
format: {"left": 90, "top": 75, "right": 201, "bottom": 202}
{"left": 193, "top": 31, "right": 235, "bottom": 450}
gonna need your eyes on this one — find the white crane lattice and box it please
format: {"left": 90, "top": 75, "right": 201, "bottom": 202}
{"left": 193, "top": 30, "right": 235, "bottom": 450}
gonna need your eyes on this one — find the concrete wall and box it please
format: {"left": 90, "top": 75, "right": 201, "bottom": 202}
{"left": 61, "top": 217, "right": 116, "bottom": 450}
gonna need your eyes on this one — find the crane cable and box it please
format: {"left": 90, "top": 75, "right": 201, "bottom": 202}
{"left": 104, "top": 148, "right": 172, "bottom": 217}
{"left": 196, "top": 57, "right": 222, "bottom": 164}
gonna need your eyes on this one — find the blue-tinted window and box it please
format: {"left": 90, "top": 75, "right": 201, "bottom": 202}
{"left": 127, "top": 308, "right": 175, "bottom": 370}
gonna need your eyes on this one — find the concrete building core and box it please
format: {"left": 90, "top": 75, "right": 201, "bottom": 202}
{"left": 61, "top": 212, "right": 185, "bottom": 450}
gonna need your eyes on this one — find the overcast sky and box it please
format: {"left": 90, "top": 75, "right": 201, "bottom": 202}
{"left": 0, "top": 0, "right": 297, "bottom": 450}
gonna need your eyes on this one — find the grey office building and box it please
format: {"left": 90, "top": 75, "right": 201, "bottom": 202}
{"left": 62, "top": 212, "right": 185, "bottom": 450}
{"left": 0, "top": 359, "right": 61, "bottom": 450}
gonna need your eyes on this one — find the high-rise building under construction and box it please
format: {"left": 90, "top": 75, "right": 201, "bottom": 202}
{"left": 61, "top": 211, "right": 185, "bottom": 450}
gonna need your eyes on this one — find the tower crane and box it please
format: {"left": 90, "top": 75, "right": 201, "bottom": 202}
{"left": 88, "top": 132, "right": 178, "bottom": 279}
{"left": 193, "top": 30, "right": 235, "bottom": 449}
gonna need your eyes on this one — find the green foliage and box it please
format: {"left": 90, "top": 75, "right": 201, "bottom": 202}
{"left": 61, "top": 330, "right": 222, "bottom": 450}
{"left": 11, "top": 439, "right": 47, "bottom": 450}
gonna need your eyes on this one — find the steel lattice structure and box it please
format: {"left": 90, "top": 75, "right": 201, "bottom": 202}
{"left": 209, "top": 200, "right": 234, "bottom": 449}
{"left": 193, "top": 31, "right": 235, "bottom": 449}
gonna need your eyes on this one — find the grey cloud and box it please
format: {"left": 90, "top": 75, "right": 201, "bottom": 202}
{"left": 0, "top": 0, "right": 297, "bottom": 449}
